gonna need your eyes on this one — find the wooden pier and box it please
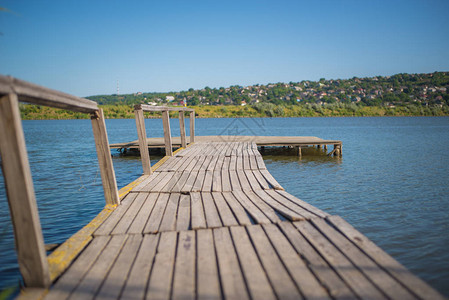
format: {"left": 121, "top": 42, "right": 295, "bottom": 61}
{"left": 0, "top": 76, "right": 444, "bottom": 299}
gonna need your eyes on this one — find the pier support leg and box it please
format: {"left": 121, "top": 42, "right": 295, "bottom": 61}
{"left": 324, "top": 144, "right": 328, "bottom": 150}
{"left": 296, "top": 146, "right": 302, "bottom": 157}
{"left": 179, "top": 111, "right": 187, "bottom": 148}
{"left": 162, "top": 110, "right": 173, "bottom": 156}
{"left": 317, "top": 144, "right": 322, "bottom": 149}
{"left": 189, "top": 111, "right": 195, "bottom": 144}
{"left": 91, "top": 109, "right": 120, "bottom": 206}
{"left": 0, "top": 93, "right": 50, "bottom": 287}
{"left": 333, "top": 144, "right": 342, "bottom": 157}
{"left": 134, "top": 108, "right": 152, "bottom": 175}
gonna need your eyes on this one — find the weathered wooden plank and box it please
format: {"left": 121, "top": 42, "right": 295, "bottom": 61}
{"left": 160, "top": 172, "right": 183, "bottom": 192}
{"left": 206, "top": 156, "right": 218, "bottom": 171}
{"left": 278, "top": 221, "right": 355, "bottom": 299}
{"left": 179, "top": 111, "right": 187, "bottom": 148}
{"left": 172, "top": 231, "right": 196, "bottom": 300}
{"left": 159, "top": 193, "right": 181, "bottom": 232}
{"left": 181, "top": 170, "right": 198, "bottom": 193}
{"left": 311, "top": 218, "right": 415, "bottom": 299}
{"left": 222, "top": 192, "right": 253, "bottom": 226}
{"left": 94, "top": 193, "right": 138, "bottom": 236}
{"left": 144, "top": 193, "right": 170, "bottom": 233}
{"left": 202, "top": 192, "right": 222, "bottom": 228}
{"left": 276, "top": 190, "right": 329, "bottom": 218}
{"left": 190, "top": 155, "right": 205, "bottom": 172}
{"left": 147, "top": 231, "right": 177, "bottom": 300}
{"left": 211, "top": 170, "right": 222, "bottom": 192}
{"left": 197, "top": 229, "right": 221, "bottom": 300}
{"left": 244, "top": 170, "right": 262, "bottom": 190}
{"left": 45, "top": 236, "right": 110, "bottom": 300}
{"left": 251, "top": 170, "right": 270, "bottom": 190}
{"left": 255, "top": 154, "right": 266, "bottom": 170}
{"left": 221, "top": 169, "right": 232, "bottom": 192}
{"left": 192, "top": 170, "right": 206, "bottom": 192}
{"left": 247, "top": 225, "right": 301, "bottom": 300}
{"left": 127, "top": 192, "right": 158, "bottom": 234}
{"left": 253, "top": 189, "right": 304, "bottom": 221}
{"left": 249, "top": 154, "right": 258, "bottom": 170}
{"left": 236, "top": 155, "right": 243, "bottom": 170}
{"left": 137, "top": 172, "right": 170, "bottom": 191}
{"left": 162, "top": 110, "right": 173, "bottom": 156}
{"left": 202, "top": 171, "right": 213, "bottom": 192}
{"left": 232, "top": 190, "right": 271, "bottom": 224}
{"left": 229, "top": 155, "right": 237, "bottom": 171}
{"left": 0, "top": 93, "right": 50, "bottom": 287}
{"left": 170, "top": 171, "right": 191, "bottom": 193}
{"left": 263, "top": 223, "right": 329, "bottom": 299}
{"left": 229, "top": 170, "right": 242, "bottom": 191}
{"left": 135, "top": 108, "right": 152, "bottom": 175}
{"left": 260, "top": 169, "right": 283, "bottom": 190}
{"left": 91, "top": 108, "right": 120, "bottom": 206}
{"left": 295, "top": 220, "right": 385, "bottom": 299}
{"left": 176, "top": 194, "right": 191, "bottom": 231}
{"left": 121, "top": 234, "right": 159, "bottom": 300}
{"left": 191, "top": 192, "right": 207, "bottom": 229}
{"left": 236, "top": 169, "right": 252, "bottom": 191}
{"left": 150, "top": 171, "right": 175, "bottom": 192}
{"left": 131, "top": 174, "right": 156, "bottom": 192}
{"left": 213, "top": 227, "right": 250, "bottom": 300}
{"left": 243, "top": 155, "right": 251, "bottom": 170}
{"left": 266, "top": 190, "right": 317, "bottom": 219}
{"left": 111, "top": 192, "right": 147, "bottom": 235}
{"left": 230, "top": 226, "right": 276, "bottom": 300}
{"left": 327, "top": 215, "right": 445, "bottom": 300}
{"left": 201, "top": 156, "right": 213, "bottom": 171}
{"left": 212, "top": 192, "right": 238, "bottom": 226}
{"left": 70, "top": 235, "right": 127, "bottom": 300}
{"left": 95, "top": 234, "right": 142, "bottom": 300}
{"left": 215, "top": 156, "right": 225, "bottom": 171}
{"left": 243, "top": 190, "right": 282, "bottom": 223}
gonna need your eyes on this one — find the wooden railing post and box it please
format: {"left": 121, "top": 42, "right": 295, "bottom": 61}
{"left": 189, "top": 111, "right": 195, "bottom": 143}
{"left": 179, "top": 111, "right": 187, "bottom": 148}
{"left": 162, "top": 110, "right": 173, "bottom": 156}
{"left": 91, "top": 109, "right": 120, "bottom": 205}
{"left": 135, "top": 108, "right": 152, "bottom": 175}
{"left": 0, "top": 93, "right": 50, "bottom": 287}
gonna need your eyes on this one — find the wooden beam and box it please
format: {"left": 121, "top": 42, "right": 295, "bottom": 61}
{"left": 0, "top": 75, "right": 98, "bottom": 113}
{"left": 134, "top": 104, "right": 194, "bottom": 112}
{"left": 179, "top": 111, "right": 187, "bottom": 148}
{"left": 189, "top": 111, "right": 195, "bottom": 143}
{"left": 162, "top": 110, "right": 173, "bottom": 156}
{"left": 135, "top": 109, "right": 152, "bottom": 175}
{"left": 0, "top": 93, "right": 50, "bottom": 287}
{"left": 91, "top": 109, "right": 120, "bottom": 206}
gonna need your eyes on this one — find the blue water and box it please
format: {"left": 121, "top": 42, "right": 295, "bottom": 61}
{"left": 1, "top": 117, "right": 449, "bottom": 296}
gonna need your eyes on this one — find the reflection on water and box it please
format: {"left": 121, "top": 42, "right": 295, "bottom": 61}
{"left": 1, "top": 117, "right": 449, "bottom": 297}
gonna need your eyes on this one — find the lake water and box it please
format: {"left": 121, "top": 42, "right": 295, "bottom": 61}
{"left": 1, "top": 116, "right": 449, "bottom": 296}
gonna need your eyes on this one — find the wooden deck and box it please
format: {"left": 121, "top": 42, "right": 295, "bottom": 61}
{"left": 44, "top": 141, "right": 444, "bottom": 300}
{"left": 110, "top": 135, "right": 342, "bottom": 149}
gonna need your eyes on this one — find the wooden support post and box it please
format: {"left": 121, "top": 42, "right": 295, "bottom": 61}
{"left": 317, "top": 144, "right": 322, "bottom": 149}
{"left": 179, "top": 111, "right": 187, "bottom": 148}
{"left": 324, "top": 144, "right": 328, "bottom": 150}
{"left": 91, "top": 109, "right": 120, "bottom": 206}
{"left": 189, "top": 111, "right": 195, "bottom": 143}
{"left": 162, "top": 110, "right": 173, "bottom": 156}
{"left": 333, "top": 144, "right": 342, "bottom": 157}
{"left": 0, "top": 93, "right": 50, "bottom": 287}
{"left": 135, "top": 108, "right": 152, "bottom": 175}
{"left": 297, "top": 146, "right": 302, "bottom": 157}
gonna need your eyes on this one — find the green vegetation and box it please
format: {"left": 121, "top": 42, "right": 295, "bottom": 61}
{"left": 19, "top": 72, "right": 449, "bottom": 119}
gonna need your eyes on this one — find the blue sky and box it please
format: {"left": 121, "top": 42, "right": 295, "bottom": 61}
{"left": 1, "top": 0, "right": 449, "bottom": 97}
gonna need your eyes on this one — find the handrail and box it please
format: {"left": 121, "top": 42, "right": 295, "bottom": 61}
{"left": 0, "top": 76, "right": 120, "bottom": 288}
{"left": 133, "top": 104, "right": 195, "bottom": 175}
{"left": 0, "top": 75, "right": 98, "bottom": 113}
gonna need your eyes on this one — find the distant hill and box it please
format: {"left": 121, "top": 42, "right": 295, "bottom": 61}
{"left": 86, "top": 72, "right": 449, "bottom": 108}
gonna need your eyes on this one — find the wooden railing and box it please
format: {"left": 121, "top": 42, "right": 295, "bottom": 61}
{"left": 134, "top": 104, "right": 195, "bottom": 175}
{"left": 0, "top": 75, "right": 120, "bottom": 288}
